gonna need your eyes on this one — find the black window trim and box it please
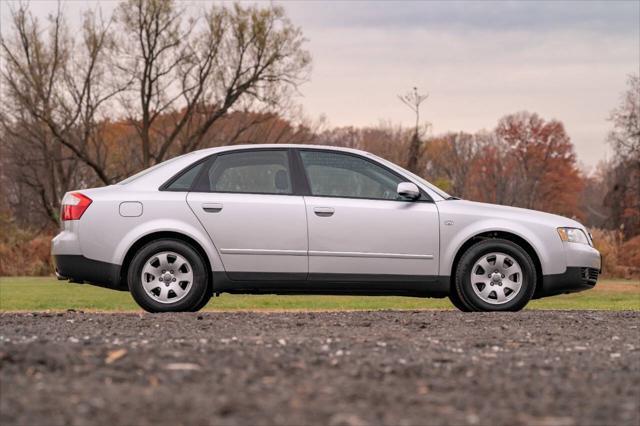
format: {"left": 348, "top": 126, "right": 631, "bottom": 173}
{"left": 294, "top": 148, "right": 433, "bottom": 203}
{"left": 191, "top": 154, "right": 218, "bottom": 193}
{"left": 158, "top": 146, "right": 433, "bottom": 202}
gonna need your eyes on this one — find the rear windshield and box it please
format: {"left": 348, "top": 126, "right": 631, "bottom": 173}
{"left": 118, "top": 154, "right": 191, "bottom": 185}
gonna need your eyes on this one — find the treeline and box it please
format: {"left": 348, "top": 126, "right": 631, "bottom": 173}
{"left": 0, "top": 1, "right": 638, "bottom": 276}
{"left": 321, "top": 112, "right": 584, "bottom": 219}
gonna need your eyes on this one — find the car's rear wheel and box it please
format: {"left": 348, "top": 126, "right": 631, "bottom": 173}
{"left": 128, "top": 239, "right": 209, "bottom": 313}
{"left": 454, "top": 239, "right": 536, "bottom": 312}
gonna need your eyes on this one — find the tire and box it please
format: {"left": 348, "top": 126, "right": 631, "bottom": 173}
{"left": 454, "top": 239, "right": 536, "bottom": 312}
{"left": 127, "top": 239, "right": 209, "bottom": 313}
{"left": 190, "top": 283, "right": 213, "bottom": 312}
{"left": 448, "top": 285, "right": 472, "bottom": 311}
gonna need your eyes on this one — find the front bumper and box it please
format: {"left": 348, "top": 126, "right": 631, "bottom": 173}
{"left": 536, "top": 266, "right": 599, "bottom": 298}
{"left": 54, "top": 255, "right": 124, "bottom": 291}
{"left": 536, "top": 242, "right": 601, "bottom": 298}
{"left": 563, "top": 241, "right": 601, "bottom": 270}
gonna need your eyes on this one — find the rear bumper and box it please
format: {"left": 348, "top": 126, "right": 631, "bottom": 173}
{"left": 536, "top": 266, "right": 599, "bottom": 298}
{"left": 51, "top": 229, "right": 82, "bottom": 255}
{"left": 54, "top": 255, "right": 125, "bottom": 291}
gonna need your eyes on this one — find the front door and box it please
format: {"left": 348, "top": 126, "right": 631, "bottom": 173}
{"left": 298, "top": 149, "right": 440, "bottom": 281}
{"left": 187, "top": 149, "right": 307, "bottom": 280}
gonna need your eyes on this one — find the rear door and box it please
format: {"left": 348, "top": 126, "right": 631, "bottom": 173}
{"left": 187, "top": 149, "right": 307, "bottom": 280}
{"left": 298, "top": 149, "right": 440, "bottom": 281}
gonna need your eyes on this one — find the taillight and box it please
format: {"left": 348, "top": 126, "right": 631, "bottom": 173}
{"left": 61, "top": 193, "right": 92, "bottom": 221}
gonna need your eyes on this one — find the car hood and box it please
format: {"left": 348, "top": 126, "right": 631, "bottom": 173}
{"left": 437, "top": 199, "right": 585, "bottom": 229}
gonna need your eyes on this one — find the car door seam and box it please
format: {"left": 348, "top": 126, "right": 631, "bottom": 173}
{"left": 185, "top": 191, "right": 227, "bottom": 271}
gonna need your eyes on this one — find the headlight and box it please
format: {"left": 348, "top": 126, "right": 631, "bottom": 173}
{"left": 557, "top": 227, "right": 590, "bottom": 245}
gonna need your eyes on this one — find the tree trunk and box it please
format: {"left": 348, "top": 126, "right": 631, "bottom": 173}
{"left": 406, "top": 131, "right": 421, "bottom": 173}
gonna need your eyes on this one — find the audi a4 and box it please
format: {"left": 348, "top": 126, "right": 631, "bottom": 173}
{"left": 52, "top": 145, "right": 601, "bottom": 312}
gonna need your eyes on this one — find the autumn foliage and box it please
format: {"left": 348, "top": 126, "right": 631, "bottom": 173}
{"left": 0, "top": 1, "right": 637, "bottom": 277}
{"left": 473, "top": 113, "right": 583, "bottom": 219}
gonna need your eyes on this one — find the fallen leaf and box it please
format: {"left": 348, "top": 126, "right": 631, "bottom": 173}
{"left": 105, "top": 348, "right": 127, "bottom": 364}
{"left": 164, "top": 363, "right": 201, "bottom": 371}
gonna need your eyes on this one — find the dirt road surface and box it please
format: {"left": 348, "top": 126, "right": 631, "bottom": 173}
{"left": 1, "top": 310, "right": 639, "bottom": 426}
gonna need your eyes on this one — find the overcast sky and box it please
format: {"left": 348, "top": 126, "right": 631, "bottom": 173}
{"left": 2, "top": 1, "right": 638, "bottom": 168}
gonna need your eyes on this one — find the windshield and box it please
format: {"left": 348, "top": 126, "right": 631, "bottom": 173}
{"left": 118, "top": 153, "right": 192, "bottom": 185}
{"left": 368, "top": 154, "right": 452, "bottom": 199}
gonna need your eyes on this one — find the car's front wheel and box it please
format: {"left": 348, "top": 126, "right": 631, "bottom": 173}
{"left": 453, "top": 239, "right": 536, "bottom": 312}
{"left": 448, "top": 287, "right": 471, "bottom": 312}
{"left": 127, "top": 239, "right": 209, "bottom": 313}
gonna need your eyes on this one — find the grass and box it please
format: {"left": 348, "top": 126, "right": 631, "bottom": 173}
{"left": 0, "top": 276, "right": 639, "bottom": 312}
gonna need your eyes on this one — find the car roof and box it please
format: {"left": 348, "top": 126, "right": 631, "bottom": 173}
{"left": 120, "top": 144, "right": 373, "bottom": 189}
{"left": 119, "top": 143, "right": 448, "bottom": 201}
{"left": 193, "top": 144, "right": 373, "bottom": 157}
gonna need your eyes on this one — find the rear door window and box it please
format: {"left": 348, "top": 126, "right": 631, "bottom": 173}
{"left": 197, "top": 150, "right": 293, "bottom": 195}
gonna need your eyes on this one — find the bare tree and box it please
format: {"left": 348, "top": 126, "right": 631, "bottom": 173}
{"left": 1, "top": 3, "right": 126, "bottom": 184}
{"left": 0, "top": 3, "right": 124, "bottom": 225}
{"left": 604, "top": 74, "right": 640, "bottom": 237}
{"left": 114, "top": 0, "right": 311, "bottom": 168}
{"left": 0, "top": 0, "right": 311, "bottom": 228}
{"left": 398, "top": 87, "right": 429, "bottom": 173}
{"left": 609, "top": 75, "right": 640, "bottom": 162}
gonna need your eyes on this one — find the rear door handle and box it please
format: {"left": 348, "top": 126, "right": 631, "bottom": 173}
{"left": 202, "top": 203, "right": 223, "bottom": 213}
{"left": 313, "top": 207, "right": 334, "bottom": 217}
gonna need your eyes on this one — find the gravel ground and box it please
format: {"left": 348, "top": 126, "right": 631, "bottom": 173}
{"left": 1, "top": 310, "right": 639, "bottom": 426}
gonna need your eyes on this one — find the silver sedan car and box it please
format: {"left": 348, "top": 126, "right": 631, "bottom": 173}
{"left": 52, "top": 145, "right": 601, "bottom": 312}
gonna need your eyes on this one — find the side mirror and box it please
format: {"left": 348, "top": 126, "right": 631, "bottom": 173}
{"left": 397, "top": 182, "right": 420, "bottom": 200}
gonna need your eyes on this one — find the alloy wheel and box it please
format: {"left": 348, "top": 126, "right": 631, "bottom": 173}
{"left": 140, "top": 251, "right": 194, "bottom": 304}
{"left": 470, "top": 252, "right": 523, "bottom": 305}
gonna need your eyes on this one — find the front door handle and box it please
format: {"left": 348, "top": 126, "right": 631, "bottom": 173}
{"left": 313, "top": 207, "right": 335, "bottom": 217}
{"left": 202, "top": 203, "right": 223, "bottom": 213}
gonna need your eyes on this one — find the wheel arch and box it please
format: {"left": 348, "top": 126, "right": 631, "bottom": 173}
{"left": 120, "top": 231, "right": 213, "bottom": 292}
{"left": 448, "top": 231, "right": 543, "bottom": 296}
